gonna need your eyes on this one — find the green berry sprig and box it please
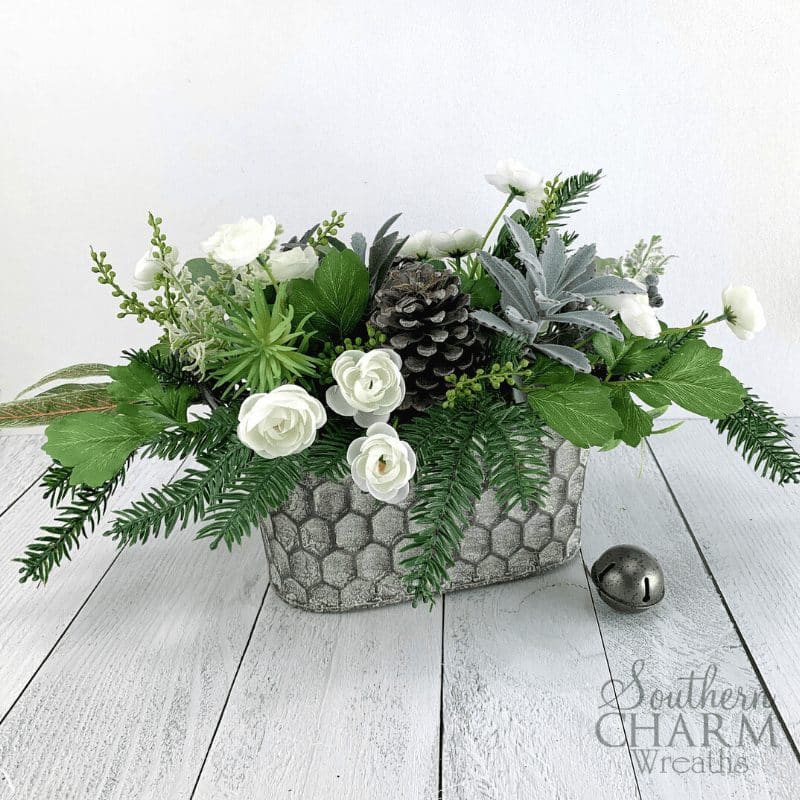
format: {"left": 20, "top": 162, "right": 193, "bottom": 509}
{"left": 317, "top": 325, "right": 388, "bottom": 383}
{"left": 90, "top": 247, "right": 155, "bottom": 323}
{"left": 442, "top": 359, "right": 531, "bottom": 409}
{"left": 309, "top": 210, "right": 347, "bottom": 248}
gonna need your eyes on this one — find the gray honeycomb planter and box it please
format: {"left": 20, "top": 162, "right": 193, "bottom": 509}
{"left": 259, "top": 433, "right": 587, "bottom": 612}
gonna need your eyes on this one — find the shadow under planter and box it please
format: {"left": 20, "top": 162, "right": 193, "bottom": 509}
{"left": 259, "top": 434, "right": 588, "bottom": 612}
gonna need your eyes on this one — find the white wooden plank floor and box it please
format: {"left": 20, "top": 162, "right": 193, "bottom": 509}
{"left": 0, "top": 423, "right": 798, "bottom": 800}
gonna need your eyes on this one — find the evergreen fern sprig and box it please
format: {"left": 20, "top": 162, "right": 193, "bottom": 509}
{"left": 123, "top": 347, "right": 198, "bottom": 388}
{"left": 529, "top": 169, "right": 603, "bottom": 249}
{"left": 474, "top": 397, "right": 549, "bottom": 512}
{"left": 140, "top": 406, "right": 238, "bottom": 462}
{"left": 40, "top": 463, "right": 76, "bottom": 508}
{"left": 109, "top": 442, "right": 252, "bottom": 547}
{"left": 304, "top": 417, "right": 361, "bottom": 480}
{"left": 195, "top": 454, "right": 305, "bottom": 550}
{"left": 400, "top": 405, "right": 484, "bottom": 606}
{"left": 15, "top": 459, "right": 130, "bottom": 584}
{"left": 715, "top": 390, "right": 800, "bottom": 485}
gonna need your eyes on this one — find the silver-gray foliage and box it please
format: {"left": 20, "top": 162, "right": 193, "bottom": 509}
{"left": 472, "top": 219, "right": 644, "bottom": 372}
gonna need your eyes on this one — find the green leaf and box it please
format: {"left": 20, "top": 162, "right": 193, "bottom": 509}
{"left": 611, "top": 339, "right": 669, "bottom": 376}
{"left": 526, "top": 373, "right": 620, "bottom": 448}
{"left": 610, "top": 387, "right": 653, "bottom": 447}
{"left": 44, "top": 412, "right": 165, "bottom": 487}
{"left": 0, "top": 384, "right": 116, "bottom": 428}
{"left": 16, "top": 363, "right": 111, "bottom": 399}
{"left": 463, "top": 275, "right": 501, "bottom": 311}
{"left": 287, "top": 248, "right": 369, "bottom": 339}
{"left": 652, "top": 420, "right": 684, "bottom": 435}
{"left": 592, "top": 333, "right": 618, "bottom": 367}
{"left": 108, "top": 360, "right": 196, "bottom": 424}
{"left": 184, "top": 257, "right": 218, "bottom": 283}
{"left": 627, "top": 340, "right": 745, "bottom": 419}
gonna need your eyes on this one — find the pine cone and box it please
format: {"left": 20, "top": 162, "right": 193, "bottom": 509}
{"left": 371, "top": 262, "right": 487, "bottom": 411}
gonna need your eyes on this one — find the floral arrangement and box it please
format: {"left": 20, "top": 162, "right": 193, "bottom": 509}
{"left": 3, "top": 160, "right": 798, "bottom": 606}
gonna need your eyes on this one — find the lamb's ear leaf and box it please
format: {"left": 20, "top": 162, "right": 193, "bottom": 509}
{"left": 471, "top": 309, "right": 516, "bottom": 337}
{"left": 351, "top": 232, "right": 367, "bottom": 263}
{"left": 548, "top": 309, "right": 623, "bottom": 339}
{"left": 571, "top": 274, "right": 644, "bottom": 297}
{"left": 368, "top": 213, "right": 407, "bottom": 294}
{"left": 476, "top": 251, "right": 534, "bottom": 318}
{"left": 531, "top": 342, "right": 591, "bottom": 373}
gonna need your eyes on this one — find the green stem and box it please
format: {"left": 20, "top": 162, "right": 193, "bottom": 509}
{"left": 661, "top": 314, "right": 726, "bottom": 335}
{"left": 480, "top": 193, "right": 515, "bottom": 250}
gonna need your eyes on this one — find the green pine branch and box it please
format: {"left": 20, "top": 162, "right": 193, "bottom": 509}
{"left": 195, "top": 454, "right": 304, "bottom": 550}
{"left": 40, "top": 462, "right": 76, "bottom": 508}
{"left": 123, "top": 346, "right": 199, "bottom": 388}
{"left": 492, "top": 169, "right": 603, "bottom": 257}
{"left": 304, "top": 417, "right": 360, "bottom": 480}
{"left": 140, "top": 405, "right": 238, "bottom": 461}
{"left": 400, "top": 405, "right": 485, "bottom": 606}
{"left": 108, "top": 442, "right": 252, "bottom": 547}
{"left": 15, "top": 460, "right": 130, "bottom": 584}
{"left": 655, "top": 312, "right": 709, "bottom": 356}
{"left": 715, "top": 390, "right": 800, "bottom": 485}
{"left": 474, "top": 396, "right": 549, "bottom": 512}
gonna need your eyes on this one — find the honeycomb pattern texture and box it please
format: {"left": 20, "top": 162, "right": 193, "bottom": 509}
{"left": 259, "top": 434, "right": 588, "bottom": 612}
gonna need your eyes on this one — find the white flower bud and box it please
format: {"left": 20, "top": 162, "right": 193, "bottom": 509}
{"left": 269, "top": 245, "right": 319, "bottom": 282}
{"left": 201, "top": 216, "right": 277, "bottom": 268}
{"left": 722, "top": 285, "right": 766, "bottom": 341}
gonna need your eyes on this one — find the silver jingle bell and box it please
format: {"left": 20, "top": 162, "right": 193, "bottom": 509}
{"left": 590, "top": 545, "right": 665, "bottom": 613}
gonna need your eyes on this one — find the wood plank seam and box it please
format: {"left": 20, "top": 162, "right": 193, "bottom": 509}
{"left": 0, "top": 545, "right": 126, "bottom": 728}
{"left": 645, "top": 438, "right": 800, "bottom": 766}
{"left": 0, "top": 470, "right": 46, "bottom": 519}
{"left": 189, "top": 581, "right": 271, "bottom": 799}
{"left": 0, "top": 456, "right": 189, "bottom": 730}
{"left": 580, "top": 550, "right": 644, "bottom": 800}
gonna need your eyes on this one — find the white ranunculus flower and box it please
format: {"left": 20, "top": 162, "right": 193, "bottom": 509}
{"left": 269, "top": 245, "right": 319, "bottom": 282}
{"left": 398, "top": 230, "right": 443, "bottom": 260}
{"left": 347, "top": 422, "right": 417, "bottom": 504}
{"left": 523, "top": 185, "right": 548, "bottom": 214}
{"left": 237, "top": 385, "right": 326, "bottom": 459}
{"left": 133, "top": 247, "right": 180, "bottom": 291}
{"left": 485, "top": 158, "right": 546, "bottom": 204}
{"left": 722, "top": 285, "right": 766, "bottom": 341}
{"left": 201, "top": 215, "right": 277, "bottom": 269}
{"left": 431, "top": 228, "right": 482, "bottom": 257}
{"left": 596, "top": 290, "right": 661, "bottom": 339}
{"left": 326, "top": 349, "right": 405, "bottom": 427}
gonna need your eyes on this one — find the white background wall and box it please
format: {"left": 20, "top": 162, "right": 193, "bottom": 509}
{"left": 2, "top": 1, "right": 798, "bottom": 413}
